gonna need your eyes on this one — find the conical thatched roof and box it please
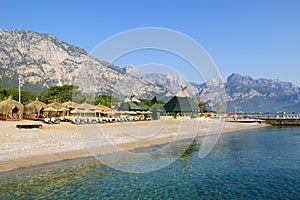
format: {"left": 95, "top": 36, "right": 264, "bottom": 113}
{"left": 80, "top": 102, "right": 95, "bottom": 110}
{"left": 44, "top": 107, "right": 57, "bottom": 112}
{"left": 70, "top": 108, "right": 83, "bottom": 114}
{"left": 119, "top": 100, "right": 149, "bottom": 111}
{"left": 24, "top": 98, "right": 47, "bottom": 115}
{"left": 47, "top": 101, "right": 66, "bottom": 110}
{"left": 123, "top": 97, "right": 131, "bottom": 103}
{"left": 62, "top": 100, "right": 81, "bottom": 109}
{"left": 95, "top": 104, "right": 112, "bottom": 112}
{"left": 0, "top": 96, "right": 24, "bottom": 115}
{"left": 131, "top": 97, "right": 141, "bottom": 102}
{"left": 175, "top": 89, "right": 190, "bottom": 97}
{"left": 164, "top": 96, "right": 198, "bottom": 112}
{"left": 164, "top": 89, "right": 198, "bottom": 112}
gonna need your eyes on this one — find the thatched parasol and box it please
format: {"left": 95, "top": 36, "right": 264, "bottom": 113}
{"left": 47, "top": 101, "right": 66, "bottom": 110}
{"left": 80, "top": 102, "right": 95, "bottom": 110}
{"left": 62, "top": 100, "right": 81, "bottom": 109}
{"left": 0, "top": 96, "right": 24, "bottom": 120}
{"left": 24, "top": 98, "right": 47, "bottom": 118}
{"left": 44, "top": 107, "right": 57, "bottom": 112}
{"left": 70, "top": 108, "right": 84, "bottom": 114}
{"left": 45, "top": 101, "right": 67, "bottom": 118}
{"left": 95, "top": 104, "right": 112, "bottom": 112}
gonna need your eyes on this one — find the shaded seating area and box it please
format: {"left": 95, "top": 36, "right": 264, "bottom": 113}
{"left": 68, "top": 103, "right": 112, "bottom": 124}
{"left": 95, "top": 104, "right": 112, "bottom": 118}
{"left": 0, "top": 96, "right": 24, "bottom": 120}
{"left": 118, "top": 97, "right": 152, "bottom": 121}
{"left": 43, "top": 101, "right": 67, "bottom": 123}
{"left": 24, "top": 98, "right": 47, "bottom": 120}
{"left": 62, "top": 100, "right": 81, "bottom": 116}
{"left": 0, "top": 96, "right": 155, "bottom": 124}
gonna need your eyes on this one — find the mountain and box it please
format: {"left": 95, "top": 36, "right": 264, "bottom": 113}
{"left": 197, "top": 73, "right": 300, "bottom": 113}
{"left": 0, "top": 29, "right": 166, "bottom": 98}
{"left": 1, "top": 29, "right": 300, "bottom": 112}
{"left": 143, "top": 73, "right": 199, "bottom": 97}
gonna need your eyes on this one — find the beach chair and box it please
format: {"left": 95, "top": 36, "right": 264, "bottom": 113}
{"left": 44, "top": 118, "right": 52, "bottom": 124}
{"left": 51, "top": 117, "right": 60, "bottom": 124}
{"left": 91, "top": 118, "right": 98, "bottom": 124}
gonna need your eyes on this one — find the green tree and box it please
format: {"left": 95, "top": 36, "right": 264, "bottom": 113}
{"left": 198, "top": 101, "right": 209, "bottom": 114}
{"left": 20, "top": 90, "right": 37, "bottom": 104}
{"left": 40, "top": 85, "right": 80, "bottom": 103}
{"left": 0, "top": 87, "right": 36, "bottom": 104}
{"left": 213, "top": 103, "right": 224, "bottom": 115}
{"left": 95, "top": 95, "right": 112, "bottom": 107}
{"left": 158, "top": 100, "right": 165, "bottom": 106}
{"left": 139, "top": 98, "right": 152, "bottom": 107}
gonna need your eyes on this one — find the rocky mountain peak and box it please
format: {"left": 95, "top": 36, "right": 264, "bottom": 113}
{"left": 204, "top": 74, "right": 226, "bottom": 87}
{"left": 123, "top": 64, "right": 141, "bottom": 77}
{"left": 227, "top": 73, "right": 254, "bottom": 86}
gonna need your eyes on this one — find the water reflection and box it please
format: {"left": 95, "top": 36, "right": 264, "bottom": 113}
{"left": 1, "top": 127, "right": 300, "bottom": 199}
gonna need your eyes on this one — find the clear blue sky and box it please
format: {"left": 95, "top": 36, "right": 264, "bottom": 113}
{"left": 1, "top": 0, "right": 300, "bottom": 85}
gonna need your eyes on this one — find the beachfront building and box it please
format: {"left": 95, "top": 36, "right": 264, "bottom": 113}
{"left": 164, "top": 88, "right": 199, "bottom": 118}
{"left": 24, "top": 98, "right": 47, "bottom": 120}
{"left": 0, "top": 96, "right": 24, "bottom": 120}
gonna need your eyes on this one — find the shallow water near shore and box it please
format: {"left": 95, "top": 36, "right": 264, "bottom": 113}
{"left": 1, "top": 126, "right": 300, "bottom": 199}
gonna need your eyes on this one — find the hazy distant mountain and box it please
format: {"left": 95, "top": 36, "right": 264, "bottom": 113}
{"left": 143, "top": 73, "right": 199, "bottom": 97}
{"left": 197, "top": 73, "right": 300, "bottom": 113}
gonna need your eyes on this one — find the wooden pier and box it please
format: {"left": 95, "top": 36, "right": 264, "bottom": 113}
{"left": 259, "top": 117, "right": 300, "bottom": 126}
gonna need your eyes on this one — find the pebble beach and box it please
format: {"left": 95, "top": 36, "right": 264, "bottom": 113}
{"left": 0, "top": 118, "right": 268, "bottom": 172}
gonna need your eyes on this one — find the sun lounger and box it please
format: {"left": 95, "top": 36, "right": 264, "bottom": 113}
{"left": 44, "top": 118, "right": 52, "bottom": 124}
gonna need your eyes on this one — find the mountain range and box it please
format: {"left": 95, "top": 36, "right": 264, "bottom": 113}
{"left": 1, "top": 29, "right": 300, "bottom": 113}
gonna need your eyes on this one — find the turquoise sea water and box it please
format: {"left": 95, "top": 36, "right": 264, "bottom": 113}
{"left": 1, "top": 127, "right": 300, "bottom": 199}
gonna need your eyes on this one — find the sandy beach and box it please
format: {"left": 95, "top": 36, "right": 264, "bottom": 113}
{"left": 0, "top": 118, "right": 268, "bottom": 172}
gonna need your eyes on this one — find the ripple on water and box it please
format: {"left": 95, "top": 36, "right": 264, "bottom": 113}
{"left": 0, "top": 127, "right": 300, "bottom": 199}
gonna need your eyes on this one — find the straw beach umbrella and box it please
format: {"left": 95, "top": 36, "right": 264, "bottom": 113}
{"left": 0, "top": 96, "right": 24, "bottom": 120}
{"left": 62, "top": 100, "right": 81, "bottom": 117}
{"left": 45, "top": 101, "right": 67, "bottom": 118}
{"left": 62, "top": 100, "right": 81, "bottom": 109}
{"left": 44, "top": 107, "right": 57, "bottom": 112}
{"left": 80, "top": 102, "right": 95, "bottom": 110}
{"left": 24, "top": 97, "right": 47, "bottom": 119}
{"left": 79, "top": 102, "right": 96, "bottom": 117}
{"left": 95, "top": 104, "right": 113, "bottom": 117}
{"left": 95, "top": 104, "right": 112, "bottom": 112}
{"left": 47, "top": 101, "right": 66, "bottom": 110}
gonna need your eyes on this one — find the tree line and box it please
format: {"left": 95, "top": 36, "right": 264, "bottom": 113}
{"left": 0, "top": 84, "right": 116, "bottom": 107}
{"left": 0, "top": 84, "right": 218, "bottom": 113}
{"left": 0, "top": 84, "right": 166, "bottom": 108}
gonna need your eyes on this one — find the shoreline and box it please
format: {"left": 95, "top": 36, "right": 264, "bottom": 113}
{"left": 0, "top": 119, "right": 269, "bottom": 173}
